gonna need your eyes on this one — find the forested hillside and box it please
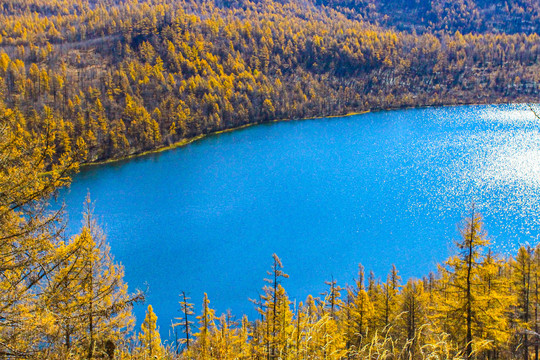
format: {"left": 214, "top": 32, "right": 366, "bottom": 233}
{"left": 0, "top": 0, "right": 539, "bottom": 164}
{"left": 315, "top": 0, "right": 540, "bottom": 34}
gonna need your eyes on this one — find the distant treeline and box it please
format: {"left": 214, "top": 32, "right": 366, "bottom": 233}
{"left": 0, "top": 0, "right": 539, "bottom": 166}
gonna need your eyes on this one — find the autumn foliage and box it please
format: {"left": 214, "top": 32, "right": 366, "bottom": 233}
{"left": 1, "top": 0, "right": 540, "bottom": 358}
{"left": 0, "top": 0, "right": 539, "bottom": 164}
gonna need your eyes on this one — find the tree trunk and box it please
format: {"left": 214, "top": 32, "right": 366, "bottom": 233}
{"left": 183, "top": 291, "right": 190, "bottom": 351}
{"left": 466, "top": 212, "right": 474, "bottom": 360}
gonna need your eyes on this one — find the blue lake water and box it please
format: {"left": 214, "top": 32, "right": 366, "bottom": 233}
{"left": 60, "top": 104, "right": 540, "bottom": 339}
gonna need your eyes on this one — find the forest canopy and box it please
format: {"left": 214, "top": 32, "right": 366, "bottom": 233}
{"left": 0, "top": 0, "right": 539, "bottom": 164}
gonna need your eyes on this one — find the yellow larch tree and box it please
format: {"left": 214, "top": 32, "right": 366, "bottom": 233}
{"left": 194, "top": 292, "right": 215, "bottom": 359}
{"left": 43, "top": 196, "right": 142, "bottom": 359}
{"left": 435, "top": 209, "right": 509, "bottom": 359}
{"left": 139, "top": 304, "right": 163, "bottom": 359}
{"left": 0, "top": 105, "right": 81, "bottom": 358}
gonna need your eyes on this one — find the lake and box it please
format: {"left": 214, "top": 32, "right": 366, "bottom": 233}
{"left": 60, "top": 104, "right": 540, "bottom": 339}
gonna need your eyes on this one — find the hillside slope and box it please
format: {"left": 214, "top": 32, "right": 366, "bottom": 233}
{"left": 0, "top": 0, "right": 538, "bottom": 165}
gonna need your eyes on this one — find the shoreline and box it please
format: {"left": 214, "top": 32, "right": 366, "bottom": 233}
{"left": 80, "top": 110, "right": 370, "bottom": 169}
{"left": 79, "top": 101, "right": 533, "bottom": 170}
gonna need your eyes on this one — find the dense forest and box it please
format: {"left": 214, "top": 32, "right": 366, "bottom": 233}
{"left": 3, "top": 0, "right": 540, "bottom": 359}
{"left": 313, "top": 0, "right": 540, "bottom": 34}
{"left": 0, "top": 0, "right": 540, "bottom": 164}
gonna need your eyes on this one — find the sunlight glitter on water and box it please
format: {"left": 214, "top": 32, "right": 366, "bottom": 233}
{"left": 454, "top": 106, "right": 540, "bottom": 253}
{"left": 398, "top": 105, "right": 540, "bottom": 255}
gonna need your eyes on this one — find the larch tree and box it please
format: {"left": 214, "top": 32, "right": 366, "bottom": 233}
{"left": 513, "top": 246, "right": 533, "bottom": 360}
{"left": 382, "top": 264, "right": 401, "bottom": 332}
{"left": 397, "top": 279, "right": 429, "bottom": 359}
{"left": 139, "top": 304, "right": 163, "bottom": 359}
{"left": 235, "top": 315, "right": 251, "bottom": 358}
{"left": 323, "top": 276, "right": 342, "bottom": 319}
{"left": 300, "top": 297, "right": 324, "bottom": 359}
{"left": 292, "top": 301, "right": 306, "bottom": 359}
{"left": 0, "top": 105, "right": 81, "bottom": 357}
{"left": 214, "top": 310, "right": 239, "bottom": 358}
{"left": 479, "top": 248, "right": 511, "bottom": 358}
{"left": 83, "top": 197, "right": 142, "bottom": 358}
{"left": 436, "top": 209, "right": 508, "bottom": 359}
{"left": 195, "top": 292, "right": 216, "bottom": 358}
{"left": 43, "top": 196, "right": 143, "bottom": 359}
{"left": 261, "top": 253, "right": 289, "bottom": 360}
{"left": 173, "top": 291, "right": 194, "bottom": 354}
{"left": 274, "top": 285, "right": 294, "bottom": 358}
{"left": 349, "top": 264, "right": 374, "bottom": 353}
{"left": 532, "top": 246, "right": 540, "bottom": 360}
